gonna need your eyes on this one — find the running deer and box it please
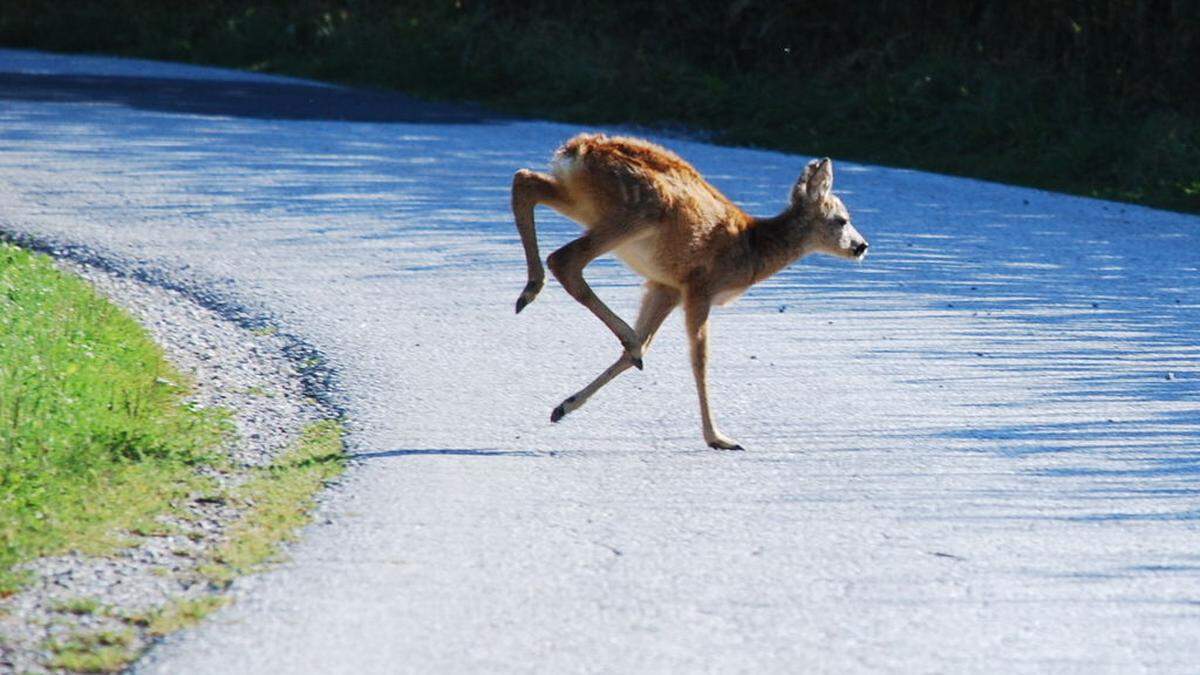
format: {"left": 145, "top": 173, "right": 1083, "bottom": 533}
{"left": 511, "top": 133, "right": 868, "bottom": 450}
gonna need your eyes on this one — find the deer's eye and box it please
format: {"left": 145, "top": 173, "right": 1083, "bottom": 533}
{"left": 833, "top": 216, "right": 848, "bottom": 226}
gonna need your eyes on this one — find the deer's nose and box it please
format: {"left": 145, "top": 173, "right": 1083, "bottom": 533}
{"left": 853, "top": 242, "right": 869, "bottom": 257}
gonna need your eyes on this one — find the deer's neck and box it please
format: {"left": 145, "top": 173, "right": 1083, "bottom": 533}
{"left": 743, "top": 211, "right": 814, "bottom": 284}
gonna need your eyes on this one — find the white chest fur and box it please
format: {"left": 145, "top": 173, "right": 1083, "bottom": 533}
{"left": 613, "top": 234, "right": 673, "bottom": 286}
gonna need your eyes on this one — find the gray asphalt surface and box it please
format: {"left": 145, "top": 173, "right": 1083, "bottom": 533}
{"left": 2, "top": 50, "right": 1199, "bottom": 673}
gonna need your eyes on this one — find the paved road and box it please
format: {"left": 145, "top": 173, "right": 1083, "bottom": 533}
{"left": 2, "top": 50, "right": 1199, "bottom": 673}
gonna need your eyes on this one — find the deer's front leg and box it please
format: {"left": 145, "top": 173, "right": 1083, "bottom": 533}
{"left": 684, "top": 291, "right": 743, "bottom": 451}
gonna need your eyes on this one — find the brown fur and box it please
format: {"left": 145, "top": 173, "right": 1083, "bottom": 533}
{"left": 512, "top": 133, "right": 868, "bottom": 449}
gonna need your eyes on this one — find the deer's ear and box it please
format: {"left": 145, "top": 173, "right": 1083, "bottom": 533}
{"left": 805, "top": 158, "right": 833, "bottom": 201}
{"left": 791, "top": 159, "right": 823, "bottom": 205}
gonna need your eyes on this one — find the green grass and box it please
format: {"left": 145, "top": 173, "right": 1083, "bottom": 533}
{"left": 46, "top": 627, "right": 137, "bottom": 673}
{"left": 0, "top": 243, "right": 229, "bottom": 595}
{"left": 143, "top": 595, "right": 230, "bottom": 637}
{"left": 200, "top": 420, "right": 345, "bottom": 587}
{"left": 0, "top": 243, "right": 346, "bottom": 670}
{"left": 48, "top": 596, "right": 104, "bottom": 616}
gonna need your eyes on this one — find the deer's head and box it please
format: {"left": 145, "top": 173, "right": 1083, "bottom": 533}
{"left": 790, "top": 158, "right": 868, "bottom": 260}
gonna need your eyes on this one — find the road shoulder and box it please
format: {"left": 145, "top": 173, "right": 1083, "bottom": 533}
{"left": 0, "top": 243, "right": 342, "bottom": 673}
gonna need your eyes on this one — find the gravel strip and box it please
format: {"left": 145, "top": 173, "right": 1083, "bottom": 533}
{"left": 0, "top": 254, "right": 337, "bottom": 673}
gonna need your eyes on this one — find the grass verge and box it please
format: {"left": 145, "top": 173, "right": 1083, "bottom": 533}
{"left": 46, "top": 628, "right": 136, "bottom": 673}
{"left": 0, "top": 242, "right": 346, "bottom": 669}
{"left": 200, "top": 420, "right": 345, "bottom": 587}
{"left": 32, "top": 422, "right": 343, "bottom": 673}
{"left": 142, "top": 595, "right": 231, "bottom": 638}
{"left": 0, "top": 242, "right": 228, "bottom": 595}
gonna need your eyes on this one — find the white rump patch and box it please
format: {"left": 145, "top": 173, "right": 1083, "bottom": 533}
{"left": 551, "top": 154, "right": 581, "bottom": 180}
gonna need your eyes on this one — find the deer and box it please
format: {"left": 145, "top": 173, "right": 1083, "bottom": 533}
{"left": 511, "top": 133, "right": 868, "bottom": 450}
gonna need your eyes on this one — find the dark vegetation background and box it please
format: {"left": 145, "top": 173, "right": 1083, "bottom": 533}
{"left": 2, "top": 1, "right": 1197, "bottom": 212}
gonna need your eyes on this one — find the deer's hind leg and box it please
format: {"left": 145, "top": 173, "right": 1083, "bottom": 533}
{"left": 547, "top": 219, "right": 654, "bottom": 368}
{"left": 551, "top": 281, "right": 680, "bottom": 422}
{"left": 511, "top": 169, "right": 568, "bottom": 314}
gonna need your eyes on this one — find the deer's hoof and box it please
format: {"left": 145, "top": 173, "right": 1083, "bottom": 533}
{"left": 550, "top": 404, "right": 566, "bottom": 423}
{"left": 706, "top": 436, "right": 744, "bottom": 451}
{"left": 514, "top": 279, "right": 544, "bottom": 314}
{"left": 631, "top": 357, "right": 644, "bottom": 370}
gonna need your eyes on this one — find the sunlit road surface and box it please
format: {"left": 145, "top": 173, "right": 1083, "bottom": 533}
{"left": 2, "top": 49, "right": 1198, "bottom": 673}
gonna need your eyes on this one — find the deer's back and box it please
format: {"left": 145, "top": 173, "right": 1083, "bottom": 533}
{"left": 550, "top": 134, "right": 750, "bottom": 285}
{"left": 553, "top": 133, "right": 736, "bottom": 214}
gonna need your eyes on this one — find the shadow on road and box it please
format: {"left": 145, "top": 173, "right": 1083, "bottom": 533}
{"left": 351, "top": 448, "right": 546, "bottom": 460}
{"left": 0, "top": 72, "right": 499, "bottom": 124}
